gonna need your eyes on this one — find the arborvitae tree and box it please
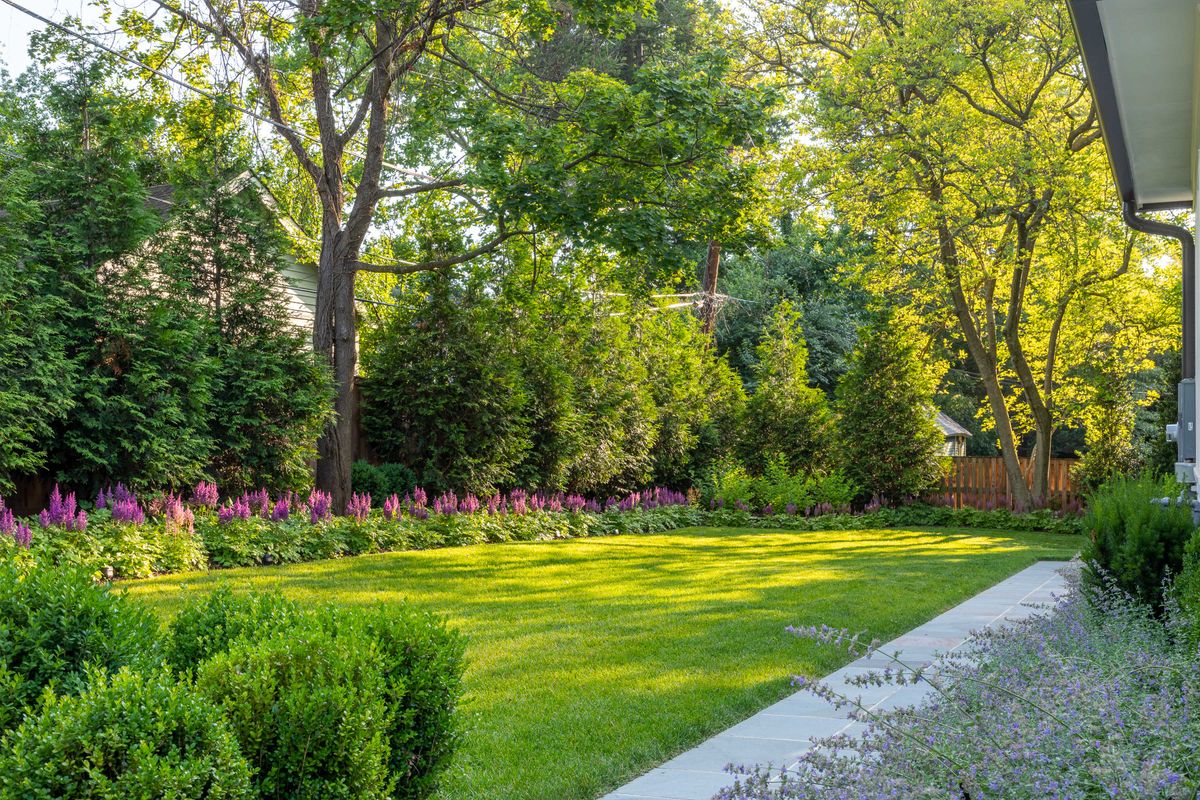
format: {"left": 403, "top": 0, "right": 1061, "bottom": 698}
{"left": 0, "top": 159, "right": 74, "bottom": 493}
{"left": 739, "top": 301, "right": 834, "bottom": 475}
{"left": 835, "top": 312, "right": 946, "bottom": 503}
{"left": 360, "top": 273, "right": 533, "bottom": 494}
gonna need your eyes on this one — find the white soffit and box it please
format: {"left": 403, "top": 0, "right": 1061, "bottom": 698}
{"left": 1096, "top": 0, "right": 1196, "bottom": 208}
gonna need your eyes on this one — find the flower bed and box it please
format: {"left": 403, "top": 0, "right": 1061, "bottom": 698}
{"left": 720, "top": 570, "right": 1199, "bottom": 799}
{"left": 0, "top": 484, "right": 1082, "bottom": 580}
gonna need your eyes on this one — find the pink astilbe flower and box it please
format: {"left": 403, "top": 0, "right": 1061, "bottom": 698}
{"left": 410, "top": 487, "right": 428, "bottom": 508}
{"left": 382, "top": 493, "right": 401, "bottom": 521}
{"left": 271, "top": 497, "right": 290, "bottom": 522}
{"left": 347, "top": 493, "right": 372, "bottom": 523}
{"left": 459, "top": 494, "right": 481, "bottom": 514}
{"left": 247, "top": 489, "right": 271, "bottom": 518}
{"left": 509, "top": 489, "right": 528, "bottom": 515}
{"left": 190, "top": 481, "right": 219, "bottom": 509}
{"left": 486, "top": 494, "right": 504, "bottom": 515}
{"left": 163, "top": 494, "right": 194, "bottom": 536}
{"left": 565, "top": 494, "right": 586, "bottom": 513}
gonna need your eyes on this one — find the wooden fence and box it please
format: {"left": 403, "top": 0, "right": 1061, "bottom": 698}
{"left": 936, "top": 457, "right": 1081, "bottom": 511}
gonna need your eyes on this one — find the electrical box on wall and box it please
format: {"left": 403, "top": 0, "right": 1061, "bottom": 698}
{"left": 1171, "top": 378, "right": 1196, "bottom": 484}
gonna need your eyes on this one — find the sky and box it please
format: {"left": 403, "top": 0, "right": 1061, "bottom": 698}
{"left": 0, "top": 0, "right": 106, "bottom": 78}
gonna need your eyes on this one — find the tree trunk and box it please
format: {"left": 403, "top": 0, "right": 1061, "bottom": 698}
{"left": 935, "top": 211, "right": 1034, "bottom": 510}
{"left": 701, "top": 239, "right": 721, "bottom": 336}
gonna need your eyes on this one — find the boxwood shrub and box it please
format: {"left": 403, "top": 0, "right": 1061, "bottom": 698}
{"left": 0, "top": 667, "right": 253, "bottom": 800}
{"left": 195, "top": 626, "right": 392, "bottom": 800}
{"left": 0, "top": 562, "right": 160, "bottom": 731}
{"left": 164, "top": 587, "right": 302, "bottom": 674}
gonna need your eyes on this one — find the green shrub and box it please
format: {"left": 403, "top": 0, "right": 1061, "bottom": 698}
{"left": 164, "top": 588, "right": 301, "bottom": 674}
{"left": 809, "top": 469, "right": 859, "bottom": 509}
{"left": 0, "top": 563, "right": 160, "bottom": 730}
{"left": 352, "top": 461, "right": 418, "bottom": 504}
{"left": 1082, "top": 473, "right": 1195, "bottom": 610}
{"left": 751, "top": 456, "right": 812, "bottom": 512}
{"left": 195, "top": 626, "right": 392, "bottom": 800}
{"left": 700, "top": 460, "right": 755, "bottom": 509}
{"left": 0, "top": 667, "right": 252, "bottom": 800}
{"left": 350, "top": 609, "right": 466, "bottom": 800}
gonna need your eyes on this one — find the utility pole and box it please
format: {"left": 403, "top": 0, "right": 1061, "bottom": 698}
{"left": 701, "top": 239, "right": 721, "bottom": 336}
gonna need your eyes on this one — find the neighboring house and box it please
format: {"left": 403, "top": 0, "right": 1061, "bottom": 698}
{"left": 1069, "top": 0, "right": 1198, "bottom": 486}
{"left": 119, "top": 172, "right": 335, "bottom": 340}
{"left": 935, "top": 411, "right": 972, "bottom": 457}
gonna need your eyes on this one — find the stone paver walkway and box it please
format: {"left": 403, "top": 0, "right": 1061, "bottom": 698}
{"left": 602, "top": 560, "right": 1070, "bottom": 800}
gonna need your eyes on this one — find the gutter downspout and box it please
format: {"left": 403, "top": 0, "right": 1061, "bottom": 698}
{"left": 1123, "top": 200, "right": 1196, "bottom": 485}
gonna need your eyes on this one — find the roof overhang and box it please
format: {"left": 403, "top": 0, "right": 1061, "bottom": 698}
{"left": 1070, "top": 0, "right": 1198, "bottom": 211}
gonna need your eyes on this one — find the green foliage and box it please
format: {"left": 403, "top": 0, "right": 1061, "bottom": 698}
{"left": 0, "top": 563, "right": 160, "bottom": 731}
{"left": 751, "top": 456, "right": 813, "bottom": 512}
{"left": 1082, "top": 474, "right": 1195, "bottom": 611}
{"left": 1072, "top": 345, "right": 1147, "bottom": 492}
{"left": 699, "top": 460, "right": 756, "bottom": 509}
{"left": 344, "top": 609, "right": 466, "bottom": 800}
{"left": 164, "top": 588, "right": 301, "bottom": 674}
{"left": 352, "top": 461, "right": 418, "bottom": 503}
{"left": 1139, "top": 348, "right": 1181, "bottom": 480}
{"left": 0, "top": 667, "right": 253, "bottom": 800}
{"left": 739, "top": 302, "right": 834, "bottom": 475}
{"left": 196, "top": 626, "right": 392, "bottom": 800}
{"left": 835, "top": 313, "right": 947, "bottom": 502}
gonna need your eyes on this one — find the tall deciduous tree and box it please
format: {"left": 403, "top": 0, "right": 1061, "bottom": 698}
{"left": 122, "top": 0, "right": 774, "bottom": 508}
{"left": 752, "top": 0, "right": 1176, "bottom": 507}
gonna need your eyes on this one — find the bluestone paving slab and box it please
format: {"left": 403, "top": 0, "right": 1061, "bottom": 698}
{"left": 600, "top": 561, "right": 1070, "bottom": 800}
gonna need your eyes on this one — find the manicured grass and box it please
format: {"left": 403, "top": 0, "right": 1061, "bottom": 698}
{"left": 125, "top": 526, "right": 1079, "bottom": 800}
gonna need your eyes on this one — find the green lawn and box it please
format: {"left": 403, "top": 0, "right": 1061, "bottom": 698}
{"left": 125, "top": 526, "right": 1079, "bottom": 800}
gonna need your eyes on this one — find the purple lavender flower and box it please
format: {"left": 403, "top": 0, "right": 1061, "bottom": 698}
{"left": 190, "top": 481, "right": 219, "bottom": 509}
{"left": 382, "top": 493, "right": 401, "bottom": 521}
{"left": 347, "top": 492, "right": 371, "bottom": 523}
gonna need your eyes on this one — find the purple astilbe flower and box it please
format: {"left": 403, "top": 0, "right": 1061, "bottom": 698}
{"left": 382, "top": 493, "right": 401, "bottom": 521}
{"left": 486, "top": 494, "right": 504, "bottom": 515}
{"left": 411, "top": 487, "right": 428, "bottom": 508}
{"left": 74, "top": 510, "right": 88, "bottom": 532}
{"left": 190, "top": 481, "right": 219, "bottom": 509}
{"left": 271, "top": 497, "right": 290, "bottom": 522}
{"left": 218, "top": 505, "right": 234, "bottom": 525}
{"left": 509, "top": 490, "right": 528, "bottom": 516}
{"left": 459, "top": 494, "right": 481, "bottom": 514}
{"left": 246, "top": 489, "right": 271, "bottom": 518}
{"left": 529, "top": 493, "right": 546, "bottom": 512}
{"left": 112, "top": 497, "right": 145, "bottom": 526}
{"left": 347, "top": 492, "right": 372, "bottom": 523}
{"left": 785, "top": 503, "right": 798, "bottom": 516}
{"left": 111, "top": 483, "right": 136, "bottom": 506}
{"left": 0, "top": 497, "right": 13, "bottom": 536}
{"left": 605, "top": 496, "right": 620, "bottom": 512}
{"left": 308, "top": 490, "right": 332, "bottom": 524}
{"left": 584, "top": 498, "right": 602, "bottom": 513}
{"left": 734, "top": 499, "right": 749, "bottom": 512}
{"left": 433, "top": 492, "right": 458, "bottom": 515}
{"left": 545, "top": 493, "right": 564, "bottom": 513}
{"left": 43, "top": 485, "right": 78, "bottom": 527}
{"left": 565, "top": 494, "right": 586, "bottom": 513}
{"left": 762, "top": 504, "right": 774, "bottom": 516}
{"left": 410, "top": 506, "right": 429, "bottom": 521}
{"left": 12, "top": 521, "right": 31, "bottom": 548}
{"left": 95, "top": 486, "right": 110, "bottom": 510}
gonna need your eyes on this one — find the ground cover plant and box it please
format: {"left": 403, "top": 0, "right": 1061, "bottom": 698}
{"left": 124, "top": 526, "right": 1080, "bottom": 800}
{"left": 720, "top": 568, "right": 1200, "bottom": 800}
